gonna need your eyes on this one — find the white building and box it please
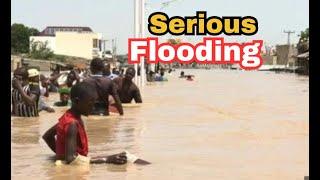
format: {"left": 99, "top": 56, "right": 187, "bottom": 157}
{"left": 30, "top": 26, "right": 106, "bottom": 59}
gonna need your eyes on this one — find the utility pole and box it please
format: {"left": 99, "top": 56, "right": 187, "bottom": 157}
{"left": 134, "top": 0, "right": 181, "bottom": 86}
{"left": 111, "top": 39, "right": 114, "bottom": 59}
{"left": 134, "top": 0, "right": 147, "bottom": 87}
{"left": 134, "top": 0, "right": 145, "bottom": 87}
{"left": 113, "top": 38, "right": 117, "bottom": 63}
{"left": 283, "top": 30, "right": 295, "bottom": 45}
{"left": 283, "top": 30, "right": 295, "bottom": 69}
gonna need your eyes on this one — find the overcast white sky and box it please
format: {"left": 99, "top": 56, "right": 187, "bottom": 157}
{"left": 12, "top": 0, "right": 309, "bottom": 54}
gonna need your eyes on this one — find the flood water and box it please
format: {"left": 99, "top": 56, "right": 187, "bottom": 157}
{"left": 11, "top": 69, "right": 309, "bottom": 180}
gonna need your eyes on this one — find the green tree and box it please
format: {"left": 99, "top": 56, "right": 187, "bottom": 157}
{"left": 11, "top": 23, "right": 39, "bottom": 54}
{"left": 167, "top": 38, "right": 181, "bottom": 45}
{"left": 297, "top": 28, "right": 309, "bottom": 53}
{"left": 298, "top": 28, "right": 309, "bottom": 43}
{"left": 29, "top": 40, "right": 54, "bottom": 59}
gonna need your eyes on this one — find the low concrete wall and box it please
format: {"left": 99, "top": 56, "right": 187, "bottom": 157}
{"left": 11, "top": 55, "right": 53, "bottom": 71}
{"left": 22, "top": 58, "right": 53, "bottom": 71}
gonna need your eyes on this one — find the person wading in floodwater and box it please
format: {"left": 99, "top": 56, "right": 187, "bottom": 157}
{"left": 39, "top": 74, "right": 55, "bottom": 113}
{"left": 112, "top": 67, "right": 142, "bottom": 104}
{"left": 42, "top": 82, "right": 150, "bottom": 165}
{"left": 186, "top": 75, "right": 194, "bottom": 81}
{"left": 179, "top": 71, "right": 185, "bottom": 78}
{"left": 54, "top": 88, "right": 72, "bottom": 107}
{"left": 11, "top": 68, "right": 41, "bottom": 117}
{"left": 83, "top": 58, "right": 123, "bottom": 116}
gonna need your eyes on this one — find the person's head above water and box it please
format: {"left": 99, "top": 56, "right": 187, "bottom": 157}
{"left": 186, "top": 75, "right": 194, "bottom": 81}
{"left": 66, "top": 70, "right": 78, "bottom": 86}
{"left": 103, "top": 63, "right": 111, "bottom": 76}
{"left": 70, "top": 82, "right": 98, "bottom": 116}
{"left": 112, "top": 68, "right": 117, "bottom": 74}
{"left": 59, "top": 88, "right": 71, "bottom": 103}
{"left": 14, "top": 67, "right": 28, "bottom": 81}
{"left": 28, "top": 68, "right": 40, "bottom": 83}
{"left": 125, "top": 67, "right": 136, "bottom": 81}
{"left": 180, "top": 71, "right": 185, "bottom": 76}
{"left": 149, "top": 71, "right": 154, "bottom": 75}
{"left": 13, "top": 67, "right": 29, "bottom": 86}
{"left": 90, "top": 58, "right": 104, "bottom": 74}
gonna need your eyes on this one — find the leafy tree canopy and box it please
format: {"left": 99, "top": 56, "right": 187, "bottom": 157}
{"left": 11, "top": 23, "right": 39, "bottom": 54}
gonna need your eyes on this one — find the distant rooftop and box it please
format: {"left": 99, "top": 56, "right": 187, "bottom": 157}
{"left": 38, "top": 26, "right": 93, "bottom": 36}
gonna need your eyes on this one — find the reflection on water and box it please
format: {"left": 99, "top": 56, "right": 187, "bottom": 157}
{"left": 11, "top": 69, "right": 309, "bottom": 180}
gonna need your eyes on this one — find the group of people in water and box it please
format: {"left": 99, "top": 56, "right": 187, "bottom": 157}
{"left": 11, "top": 59, "right": 193, "bottom": 166}
{"left": 11, "top": 58, "right": 150, "bottom": 165}
{"left": 179, "top": 71, "right": 195, "bottom": 81}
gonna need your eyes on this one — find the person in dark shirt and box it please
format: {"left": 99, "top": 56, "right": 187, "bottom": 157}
{"left": 113, "top": 67, "right": 142, "bottom": 103}
{"left": 83, "top": 58, "right": 123, "bottom": 116}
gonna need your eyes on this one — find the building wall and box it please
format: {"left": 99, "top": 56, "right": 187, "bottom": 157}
{"left": 275, "top": 45, "right": 289, "bottom": 65}
{"left": 29, "top": 36, "right": 56, "bottom": 52}
{"left": 22, "top": 58, "right": 52, "bottom": 71}
{"left": 55, "top": 32, "right": 101, "bottom": 59}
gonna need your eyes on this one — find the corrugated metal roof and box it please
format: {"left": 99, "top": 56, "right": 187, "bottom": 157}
{"left": 297, "top": 52, "right": 309, "bottom": 59}
{"left": 38, "top": 26, "right": 93, "bottom": 36}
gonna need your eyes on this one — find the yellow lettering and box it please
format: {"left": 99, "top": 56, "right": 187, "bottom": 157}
{"left": 186, "top": 18, "right": 198, "bottom": 34}
{"left": 149, "top": 13, "right": 168, "bottom": 34}
{"left": 169, "top": 18, "right": 185, "bottom": 34}
{"left": 241, "top": 18, "right": 257, "bottom": 34}
{"left": 198, "top": 12, "right": 205, "bottom": 34}
{"left": 224, "top": 18, "right": 240, "bottom": 34}
{"left": 206, "top": 18, "right": 223, "bottom": 34}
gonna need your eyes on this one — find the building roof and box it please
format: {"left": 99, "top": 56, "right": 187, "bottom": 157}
{"left": 297, "top": 51, "right": 309, "bottom": 59}
{"left": 38, "top": 26, "right": 93, "bottom": 36}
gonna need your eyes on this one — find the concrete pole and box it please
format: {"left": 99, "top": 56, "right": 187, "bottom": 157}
{"left": 134, "top": 0, "right": 139, "bottom": 85}
{"left": 137, "top": 0, "right": 141, "bottom": 87}
{"left": 134, "top": 0, "right": 146, "bottom": 87}
{"left": 140, "top": 0, "right": 145, "bottom": 86}
{"left": 283, "top": 30, "right": 295, "bottom": 68}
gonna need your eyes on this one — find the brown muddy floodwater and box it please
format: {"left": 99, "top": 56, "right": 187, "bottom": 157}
{"left": 11, "top": 69, "right": 309, "bottom": 180}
